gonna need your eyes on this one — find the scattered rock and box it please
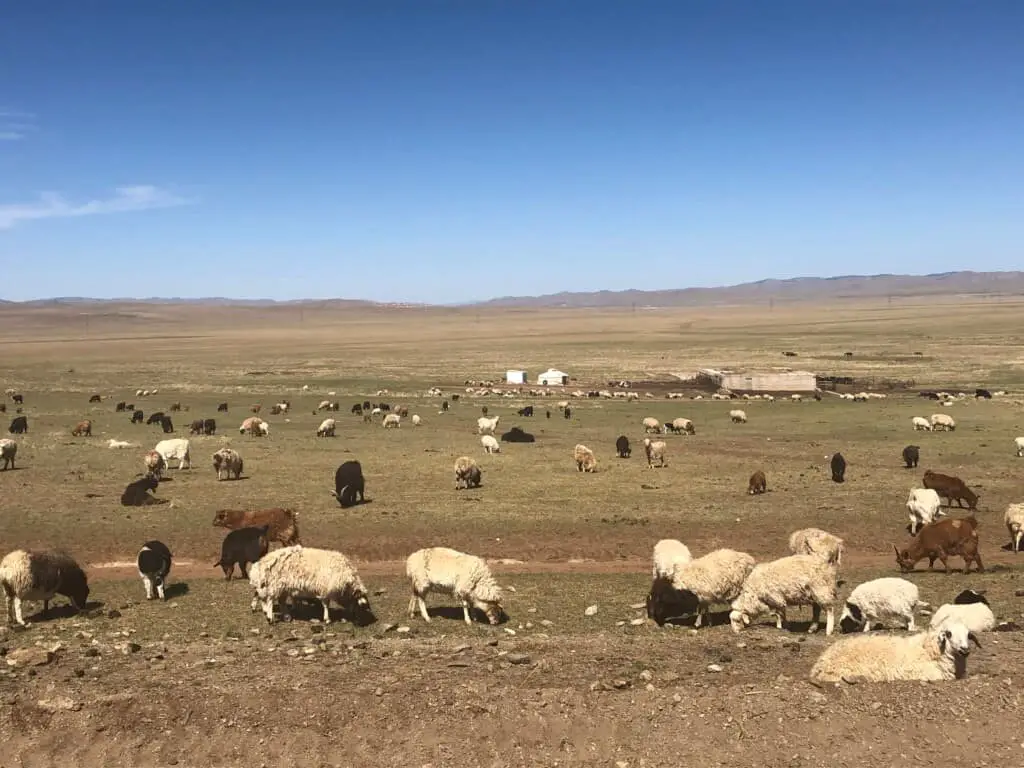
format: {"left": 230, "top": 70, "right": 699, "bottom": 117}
{"left": 396, "top": 626, "right": 411, "bottom": 634}
{"left": 707, "top": 664, "right": 723, "bottom": 673}
{"left": 584, "top": 605, "right": 599, "bottom": 617}
{"left": 105, "top": 610, "right": 121, "bottom": 620}
{"left": 612, "top": 679, "right": 630, "bottom": 689}
{"left": 37, "top": 696, "right": 81, "bottom": 713}
{"left": 629, "top": 603, "right": 646, "bottom": 610}
{"left": 452, "top": 644, "right": 471, "bottom": 654}
{"left": 373, "top": 588, "right": 387, "bottom": 597}
{"left": 638, "top": 670, "right": 653, "bottom": 682}
{"left": 448, "top": 661, "right": 471, "bottom": 668}
{"left": 6, "top": 648, "right": 55, "bottom": 667}
{"left": 506, "top": 653, "right": 531, "bottom": 665}
{"left": 629, "top": 618, "right": 645, "bottom": 626}
{"left": 503, "top": 628, "right": 516, "bottom": 636}
{"left": 83, "top": 648, "right": 100, "bottom": 658}
{"left": 809, "top": 692, "right": 827, "bottom": 705}
{"left": 121, "top": 642, "right": 141, "bottom": 655}
{"left": 1015, "top": 590, "right": 1024, "bottom": 598}
{"left": 540, "top": 620, "right": 554, "bottom": 627}
{"left": 380, "top": 623, "right": 398, "bottom": 634}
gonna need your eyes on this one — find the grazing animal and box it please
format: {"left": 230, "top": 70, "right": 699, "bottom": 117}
{"left": 169, "top": 402, "right": 181, "bottom": 412}
{"left": 893, "top": 515, "right": 983, "bottom": 574}
{"left": 481, "top": 435, "right": 501, "bottom": 454}
{"left": 212, "top": 447, "right": 244, "bottom": 480}
{"left": 748, "top": 470, "right": 767, "bottom": 495}
{"left": 11, "top": 394, "right": 22, "bottom": 405}
{"left": 788, "top": 527, "right": 844, "bottom": 566}
{"left": 0, "top": 549, "right": 90, "bottom": 626}
{"left": 930, "top": 413, "right": 956, "bottom": 432}
{"left": 652, "top": 539, "right": 692, "bottom": 580}
{"left": 646, "top": 548, "right": 755, "bottom": 628}
{"left": 839, "top": 577, "right": 924, "bottom": 633}
{"left": 563, "top": 406, "right": 571, "bottom": 419}
{"left": 573, "top": 443, "right": 597, "bottom": 472}
{"left": 202, "top": 418, "right": 216, "bottom": 435}
{"left": 115, "top": 401, "right": 127, "bottom": 412}
{"left": 546, "top": 410, "right": 551, "bottom": 419}
{"left": 137, "top": 541, "right": 173, "bottom": 600}
{"left": 729, "top": 409, "right": 747, "bottom": 424}
{"left": 131, "top": 410, "right": 144, "bottom": 423}
{"left": 912, "top": 416, "right": 933, "bottom": 431}
{"left": 643, "top": 438, "right": 667, "bottom": 468}
{"left": 144, "top": 449, "right": 166, "bottom": 479}
{"left": 728, "top": 554, "right": 838, "bottom": 635}
{"left": 454, "top": 456, "right": 482, "bottom": 489}
{"left": 411, "top": 414, "right": 422, "bottom": 426}
{"left": 903, "top": 444, "right": 920, "bottom": 468}
{"left": 441, "top": 400, "right": 449, "bottom": 412}
{"left": 189, "top": 419, "right": 205, "bottom": 435}
{"left": 922, "top": 470, "right": 978, "bottom": 510}
{"left": 0, "top": 438, "right": 17, "bottom": 470}
{"left": 146, "top": 411, "right": 165, "bottom": 425}
{"left": 516, "top": 406, "right": 534, "bottom": 417}
{"left": 975, "top": 388, "right": 992, "bottom": 399}
{"left": 215, "top": 526, "right": 269, "bottom": 580}
{"left": 120, "top": 474, "right": 160, "bottom": 506}
{"left": 217, "top": 402, "right": 229, "bottom": 412}
{"left": 667, "top": 417, "right": 696, "bottom": 435}
{"left": 500, "top": 427, "right": 534, "bottom": 443}
{"left": 830, "top": 452, "right": 846, "bottom": 483}
{"left": 89, "top": 394, "right": 102, "bottom": 403}
{"left": 476, "top": 415, "right": 500, "bottom": 435}
{"left": 907, "top": 488, "right": 944, "bottom": 534}
{"left": 615, "top": 435, "right": 631, "bottom": 458}
{"left": 382, "top": 413, "right": 401, "bottom": 428}
{"left": 316, "top": 418, "right": 337, "bottom": 437}
{"left": 154, "top": 438, "right": 191, "bottom": 470}
{"left": 406, "top": 547, "right": 504, "bottom": 626}
{"left": 8, "top": 416, "right": 27, "bottom": 434}
{"left": 330, "top": 460, "right": 365, "bottom": 507}
{"left": 239, "top": 416, "right": 266, "bottom": 436}
{"left": 930, "top": 589, "right": 996, "bottom": 634}
{"left": 71, "top": 419, "right": 93, "bottom": 437}
{"left": 642, "top": 416, "right": 662, "bottom": 434}
{"left": 212, "top": 508, "right": 300, "bottom": 547}
{"left": 1004, "top": 502, "right": 1024, "bottom": 552}
{"left": 159, "top": 416, "right": 174, "bottom": 434}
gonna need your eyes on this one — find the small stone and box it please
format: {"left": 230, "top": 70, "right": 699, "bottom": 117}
{"left": 374, "top": 687, "right": 384, "bottom": 696}
{"left": 309, "top": 625, "right": 324, "bottom": 634}
{"left": 448, "top": 661, "right": 470, "bottom": 668}
{"left": 452, "top": 644, "right": 471, "bottom": 654}
{"left": 486, "top": 639, "right": 499, "bottom": 647}
{"left": 396, "top": 626, "right": 411, "bottom": 634}
{"left": 6, "top": 648, "right": 55, "bottom": 667}
{"left": 638, "top": 670, "right": 653, "bottom": 682}
{"left": 122, "top": 642, "right": 141, "bottom": 655}
{"left": 37, "top": 696, "right": 81, "bottom": 713}
{"left": 809, "top": 692, "right": 827, "bottom": 705}
{"left": 83, "top": 648, "right": 100, "bottom": 658}
{"left": 612, "top": 679, "right": 630, "bottom": 689}
{"left": 225, "top": 630, "right": 242, "bottom": 640}
{"left": 871, "top": 701, "right": 883, "bottom": 710}
{"left": 616, "top": 621, "right": 626, "bottom": 627}
{"left": 736, "top": 642, "right": 747, "bottom": 649}
{"left": 380, "top": 623, "right": 398, "bottom": 634}
{"left": 584, "top": 605, "right": 599, "bottom": 617}
{"left": 506, "top": 653, "right": 531, "bottom": 665}
{"left": 1015, "top": 590, "right": 1024, "bottom": 598}
{"left": 373, "top": 588, "right": 387, "bottom": 596}
{"left": 707, "top": 664, "right": 723, "bottom": 673}
{"left": 303, "top": 647, "right": 316, "bottom": 655}
{"left": 503, "top": 628, "right": 516, "bottom": 636}
{"left": 645, "top": 683, "right": 655, "bottom": 692}
{"left": 106, "top": 610, "right": 122, "bottom": 620}
{"left": 73, "top": 668, "right": 85, "bottom": 678}
{"left": 672, "top": 693, "right": 682, "bottom": 703}
{"left": 629, "top": 618, "right": 645, "bottom": 626}
{"left": 540, "top": 620, "right": 554, "bottom": 627}
{"left": 629, "top": 603, "right": 646, "bottom": 610}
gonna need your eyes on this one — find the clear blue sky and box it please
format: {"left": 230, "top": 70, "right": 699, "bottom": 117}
{"left": 2, "top": 1, "right": 1021, "bottom": 304}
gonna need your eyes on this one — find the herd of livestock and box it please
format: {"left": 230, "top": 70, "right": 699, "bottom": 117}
{"left": 1, "top": 383, "right": 1023, "bottom": 686}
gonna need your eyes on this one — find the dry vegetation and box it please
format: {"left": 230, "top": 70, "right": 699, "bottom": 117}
{"left": 1, "top": 296, "right": 1023, "bottom": 767}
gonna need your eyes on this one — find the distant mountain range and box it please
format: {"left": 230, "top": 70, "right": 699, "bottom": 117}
{"left": 3, "top": 271, "right": 1023, "bottom": 309}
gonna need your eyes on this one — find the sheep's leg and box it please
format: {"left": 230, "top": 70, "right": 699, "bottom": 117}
{"left": 862, "top": 620, "right": 872, "bottom": 633}
{"left": 262, "top": 597, "right": 275, "bottom": 624}
{"left": 462, "top": 600, "right": 473, "bottom": 625}
{"left": 775, "top": 611, "right": 784, "bottom": 630}
{"left": 42, "top": 599, "right": 49, "bottom": 618}
{"left": 4, "top": 594, "right": 12, "bottom": 625}
{"left": 408, "top": 595, "right": 417, "bottom": 618}
{"left": 14, "top": 597, "right": 25, "bottom": 626}
{"left": 823, "top": 606, "right": 834, "bottom": 636}
{"left": 906, "top": 614, "right": 916, "bottom": 632}
{"left": 157, "top": 580, "right": 166, "bottom": 601}
{"left": 321, "top": 599, "right": 332, "bottom": 624}
{"left": 1015, "top": 531, "right": 1023, "bottom": 552}
{"left": 143, "top": 576, "right": 154, "bottom": 600}
{"left": 417, "top": 596, "right": 431, "bottom": 622}
{"left": 694, "top": 604, "right": 705, "bottom": 628}
{"left": 808, "top": 604, "right": 821, "bottom": 633}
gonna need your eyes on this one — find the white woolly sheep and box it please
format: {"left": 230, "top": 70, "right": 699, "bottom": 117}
{"left": 1006, "top": 502, "right": 1024, "bottom": 552}
{"left": 212, "top": 447, "right": 243, "bottom": 480}
{"left": 642, "top": 416, "right": 662, "bottom": 434}
{"left": 477, "top": 415, "right": 500, "bottom": 434}
{"left": 316, "top": 418, "right": 336, "bottom": 437}
{"left": 454, "top": 456, "right": 482, "bottom": 489}
{"left": 573, "top": 443, "right": 597, "bottom": 472}
{"left": 788, "top": 528, "right": 845, "bottom": 567}
{"left": 1015, "top": 437, "right": 1024, "bottom": 457}
{"left": 154, "top": 438, "right": 191, "bottom": 470}
{"left": 729, "top": 554, "right": 838, "bottom": 635}
{"left": 481, "top": 434, "right": 500, "bottom": 454}
{"left": 667, "top": 417, "right": 695, "bottom": 435}
{"left": 930, "top": 589, "right": 996, "bottom": 634}
{"left": 652, "top": 539, "right": 692, "bottom": 580}
{"left": 0, "top": 438, "right": 15, "bottom": 470}
{"left": 411, "top": 414, "right": 421, "bottom": 426}
{"left": 930, "top": 413, "right": 956, "bottom": 431}
{"left": 839, "top": 577, "right": 924, "bottom": 633}
{"left": 809, "top": 620, "right": 980, "bottom": 683}
{"left": 643, "top": 437, "right": 667, "bottom": 468}
{"left": 653, "top": 548, "right": 756, "bottom": 628}
{"left": 0, "top": 549, "right": 90, "bottom": 626}
{"left": 729, "top": 409, "right": 747, "bottom": 423}
{"left": 907, "top": 488, "right": 944, "bottom": 534}
{"left": 249, "top": 545, "right": 373, "bottom": 625}
{"left": 406, "top": 546, "right": 504, "bottom": 625}
{"left": 791, "top": 394, "right": 803, "bottom": 402}
{"left": 912, "top": 416, "right": 932, "bottom": 431}
{"left": 383, "top": 413, "right": 401, "bottom": 428}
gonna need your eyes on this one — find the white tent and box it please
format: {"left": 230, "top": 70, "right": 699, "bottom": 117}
{"left": 506, "top": 370, "right": 527, "bottom": 385}
{"left": 537, "top": 368, "right": 569, "bottom": 386}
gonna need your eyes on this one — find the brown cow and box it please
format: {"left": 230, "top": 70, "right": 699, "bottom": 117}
{"left": 71, "top": 419, "right": 92, "bottom": 437}
{"left": 893, "top": 515, "right": 983, "bottom": 574}
{"left": 211, "top": 507, "right": 300, "bottom": 547}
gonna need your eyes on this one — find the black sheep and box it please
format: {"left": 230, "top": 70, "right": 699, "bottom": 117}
{"left": 131, "top": 410, "right": 144, "bottom": 424}
{"left": 8, "top": 416, "right": 27, "bottom": 434}
{"left": 160, "top": 416, "right": 174, "bottom": 434}
{"left": 330, "top": 460, "right": 365, "bottom": 508}
{"left": 203, "top": 418, "right": 216, "bottom": 435}
{"left": 146, "top": 411, "right": 165, "bottom": 425}
{"left": 500, "top": 427, "right": 535, "bottom": 443}
{"left": 830, "top": 452, "right": 846, "bottom": 483}
{"left": 615, "top": 435, "right": 631, "bottom": 458}
{"left": 120, "top": 474, "right": 160, "bottom": 506}
{"left": 214, "top": 526, "right": 269, "bottom": 580}
{"left": 902, "top": 445, "right": 920, "bottom": 469}
{"left": 217, "top": 402, "right": 229, "bottom": 412}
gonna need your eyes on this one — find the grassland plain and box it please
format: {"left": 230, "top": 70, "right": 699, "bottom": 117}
{"left": 0, "top": 297, "right": 1023, "bottom": 767}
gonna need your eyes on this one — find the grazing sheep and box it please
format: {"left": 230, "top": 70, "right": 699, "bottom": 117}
{"left": 1015, "top": 436, "right": 1024, "bottom": 457}
{"left": 651, "top": 539, "right": 692, "bottom": 580}
{"left": 903, "top": 444, "right": 920, "bottom": 468}
{"left": 217, "top": 402, "right": 229, "bottom": 412}
{"left": 922, "top": 470, "right": 978, "bottom": 509}
{"left": 668, "top": 417, "right": 696, "bottom": 435}
{"left": 748, "top": 470, "right": 767, "bottom": 495}
{"left": 907, "top": 488, "right": 944, "bottom": 534}
{"left": 120, "top": 474, "right": 160, "bottom": 506}
{"left": 212, "top": 447, "right": 244, "bottom": 480}
{"left": 894, "top": 515, "right": 982, "bottom": 574}
{"left": 189, "top": 418, "right": 205, "bottom": 435}
{"left": 729, "top": 409, "right": 747, "bottom": 424}
{"left": 930, "top": 413, "right": 956, "bottom": 432}
{"left": 839, "top": 577, "right": 924, "bottom": 633}
{"left": 329, "top": 460, "right": 365, "bottom": 507}
{"left": 154, "top": 438, "right": 191, "bottom": 470}
{"left": 642, "top": 416, "right": 662, "bottom": 434}
{"left": 647, "top": 548, "right": 755, "bottom": 628}
{"left": 146, "top": 411, "right": 166, "bottom": 426}
{"left": 809, "top": 620, "right": 980, "bottom": 683}
{"left": 454, "top": 456, "right": 482, "bottom": 489}
{"left": 477, "top": 415, "right": 500, "bottom": 435}
{"left": 615, "top": 435, "right": 631, "bottom": 458}
{"left": 239, "top": 416, "right": 266, "bottom": 436}
{"left": 481, "top": 434, "right": 501, "bottom": 454}
{"left": 316, "top": 418, "right": 337, "bottom": 437}
{"left": 71, "top": 419, "right": 92, "bottom": 437}
{"left": 406, "top": 546, "right": 504, "bottom": 625}
{"left": 729, "top": 554, "right": 838, "bottom": 635}
{"left": 912, "top": 416, "right": 932, "bottom": 431}
{"left": 137, "top": 540, "right": 172, "bottom": 601}
{"left": 0, "top": 438, "right": 15, "bottom": 470}
{"left": 0, "top": 549, "right": 90, "bottom": 627}
{"left": 382, "top": 413, "right": 401, "bottom": 429}
{"left": 212, "top": 507, "right": 301, "bottom": 547}
{"left": 143, "top": 449, "right": 166, "bottom": 479}
{"left": 8, "top": 416, "right": 27, "bottom": 434}
{"left": 788, "top": 527, "right": 844, "bottom": 566}
{"left": 930, "top": 589, "right": 996, "bottom": 634}
{"left": 250, "top": 545, "right": 374, "bottom": 625}
{"left": 411, "top": 414, "right": 422, "bottom": 426}
{"left": 131, "top": 410, "right": 144, "bottom": 424}
{"left": 159, "top": 416, "right": 174, "bottom": 434}
{"left": 830, "top": 452, "right": 846, "bottom": 483}
{"left": 215, "top": 526, "right": 269, "bottom": 580}
{"left": 574, "top": 443, "right": 597, "bottom": 472}
{"left": 1005, "top": 502, "right": 1024, "bottom": 552}
{"left": 643, "top": 437, "right": 667, "bottom": 468}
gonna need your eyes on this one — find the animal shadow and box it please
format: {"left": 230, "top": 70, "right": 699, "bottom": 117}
{"left": 28, "top": 599, "right": 105, "bottom": 623}
{"left": 424, "top": 606, "right": 509, "bottom": 625}
{"left": 285, "top": 598, "right": 377, "bottom": 627}
{"left": 660, "top": 609, "right": 731, "bottom": 628}
{"left": 164, "top": 582, "right": 190, "bottom": 599}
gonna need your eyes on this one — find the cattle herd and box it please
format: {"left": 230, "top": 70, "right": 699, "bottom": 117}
{"left": 1, "top": 383, "right": 1023, "bottom": 687}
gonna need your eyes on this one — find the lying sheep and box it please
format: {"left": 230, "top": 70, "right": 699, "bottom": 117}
{"left": 250, "top": 545, "right": 374, "bottom": 625}
{"left": 912, "top": 416, "right": 932, "bottom": 431}
{"left": 788, "top": 527, "right": 844, "bottom": 566}
{"left": 930, "top": 589, "right": 996, "bottom": 634}
{"left": 454, "top": 456, "right": 482, "bottom": 489}
{"left": 1006, "top": 502, "right": 1024, "bottom": 552}
{"left": 107, "top": 439, "right": 133, "bottom": 449}
{"left": 729, "top": 554, "right": 838, "bottom": 635}
{"left": 839, "top": 577, "right": 924, "bottom": 633}
{"left": 0, "top": 438, "right": 15, "bottom": 470}
{"left": 0, "top": 549, "right": 90, "bottom": 626}
{"left": 406, "top": 546, "right": 504, "bottom": 625}
{"left": 729, "top": 409, "right": 747, "bottom": 424}
{"left": 907, "top": 488, "right": 943, "bottom": 534}
{"left": 573, "top": 444, "right": 597, "bottom": 472}
{"left": 212, "top": 447, "right": 244, "bottom": 480}
{"left": 481, "top": 435, "right": 500, "bottom": 454}
{"left": 120, "top": 474, "right": 160, "bottom": 506}
{"left": 647, "top": 548, "right": 755, "bottom": 628}
{"left": 137, "top": 540, "right": 172, "bottom": 601}
{"left": 652, "top": 539, "right": 692, "bottom": 580}
{"left": 809, "top": 620, "right": 980, "bottom": 683}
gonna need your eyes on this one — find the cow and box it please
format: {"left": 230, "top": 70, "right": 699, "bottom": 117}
{"left": 8, "top": 416, "right": 27, "bottom": 434}
{"left": 616, "top": 435, "right": 631, "bottom": 458}
{"left": 517, "top": 406, "right": 534, "bottom": 417}
{"left": 330, "top": 460, "right": 365, "bottom": 508}
{"left": 115, "top": 401, "right": 127, "bottom": 412}
{"left": 160, "top": 416, "right": 174, "bottom": 434}
{"left": 146, "top": 411, "right": 165, "bottom": 426}
{"left": 131, "top": 410, "right": 144, "bottom": 424}
{"left": 203, "top": 418, "right": 216, "bottom": 435}
{"left": 830, "top": 452, "right": 846, "bottom": 483}
{"left": 189, "top": 419, "right": 205, "bottom": 435}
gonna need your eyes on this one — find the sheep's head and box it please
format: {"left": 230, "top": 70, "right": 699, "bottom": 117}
{"left": 728, "top": 609, "right": 749, "bottom": 633}
{"left": 936, "top": 622, "right": 980, "bottom": 675}
{"left": 953, "top": 588, "right": 989, "bottom": 606}
{"left": 59, "top": 566, "right": 91, "bottom": 611}
{"left": 473, "top": 597, "right": 504, "bottom": 625}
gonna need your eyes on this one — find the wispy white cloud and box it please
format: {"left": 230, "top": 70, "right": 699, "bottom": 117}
{"left": 0, "top": 186, "right": 192, "bottom": 230}
{"left": 0, "top": 110, "right": 36, "bottom": 141}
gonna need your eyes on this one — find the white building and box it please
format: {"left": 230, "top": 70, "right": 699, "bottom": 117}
{"left": 506, "top": 369, "right": 527, "bottom": 385}
{"left": 697, "top": 368, "right": 817, "bottom": 393}
{"left": 537, "top": 368, "right": 569, "bottom": 386}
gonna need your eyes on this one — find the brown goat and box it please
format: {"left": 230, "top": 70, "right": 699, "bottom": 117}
{"left": 748, "top": 470, "right": 767, "bottom": 495}
{"left": 71, "top": 419, "right": 92, "bottom": 437}
{"left": 211, "top": 507, "right": 300, "bottom": 546}
{"left": 922, "top": 470, "right": 978, "bottom": 510}
{"left": 893, "top": 515, "right": 983, "bottom": 574}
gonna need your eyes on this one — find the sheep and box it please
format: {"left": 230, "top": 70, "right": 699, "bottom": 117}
{"left": 912, "top": 416, "right": 932, "bottom": 431}
{"left": 8, "top": 416, "right": 27, "bottom": 434}
{"left": 154, "top": 438, "right": 191, "bottom": 470}
{"left": 137, "top": 540, "right": 172, "bottom": 601}
{"left": 143, "top": 449, "right": 166, "bottom": 479}
{"left": 250, "top": 545, "right": 374, "bottom": 625}
{"left": 477, "top": 415, "right": 500, "bottom": 435}
{"left": 729, "top": 554, "right": 838, "bottom": 635}
{"left": 839, "top": 577, "right": 924, "bottom": 633}
{"left": 907, "top": 488, "right": 944, "bottom": 534}
{"left": 574, "top": 443, "right": 597, "bottom": 472}
{"left": 1015, "top": 437, "right": 1024, "bottom": 457}
{"left": 189, "top": 418, "right": 205, "bottom": 435}
{"left": 212, "top": 507, "right": 301, "bottom": 547}
{"left": 1004, "top": 502, "right": 1024, "bottom": 552}
{"left": 922, "top": 469, "right": 978, "bottom": 509}
{"left": 643, "top": 437, "right": 667, "bottom": 468}
{"left": 652, "top": 539, "right": 692, "bottom": 580}
{"left": 893, "top": 514, "right": 982, "bottom": 574}
{"left": 903, "top": 444, "right": 920, "bottom": 468}
{"left": 642, "top": 416, "right": 662, "bottom": 434}
{"left": 930, "top": 589, "right": 996, "bottom": 634}
{"left": 217, "top": 402, "right": 229, "bottom": 412}
{"left": 411, "top": 414, "right": 422, "bottom": 426}
{"left": 809, "top": 620, "right": 980, "bottom": 683}
{"left": 0, "top": 549, "right": 90, "bottom": 626}
{"left": 788, "top": 528, "right": 845, "bottom": 567}
{"left": 481, "top": 434, "right": 500, "bottom": 454}
{"left": 316, "top": 418, "right": 337, "bottom": 437}
{"left": 790, "top": 394, "right": 803, "bottom": 402}
{"left": 748, "top": 470, "right": 767, "bottom": 495}
{"left": 667, "top": 417, "right": 695, "bottom": 435}
{"left": 121, "top": 473, "right": 160, "bottom": 506}
{"left": 0, "top": 438, "right": 15, "bottom": 470}
{"left": 454, "top": 456, "right": 482, "bottom": 489}
{"left": 212, "top": 447, "right": 244, "bottom": 480}
{"left": 930, "top": 413, "right": 956, "bottom": 432}
{"left": 729, "top": 409, "right": 747, "bottom": 423}
{"left": 382, "top": 413, "right": 401, "bottom": 428}
{"left": 330, "top": 460, "right": 365, "bottom": 507}
{"left": 71, "top": 419, "right": 92, "bottom": 437}
{"left": 256, "top": 420, "right": 269, "bottom": 437}
{"left": 647, "top": 548, "right": 755, "bottom": 628}
{"left": 406, "top": 546, "right": 504, "bottom": 625}
{"left": 215, "top": 526, "right": 269, "bottom": 580}
{"left": 239, "top": 416, "right": 265, "bottom": 436}
{"left": 830, "top": 452, "right": 846, "bottom": 482}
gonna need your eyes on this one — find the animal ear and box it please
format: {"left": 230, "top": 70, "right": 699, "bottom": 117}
{"left": 892, "top": 544, "right": 900, "bottom": 556}
{"left": 968, "top": 632, "right": 981, "bottom": 649}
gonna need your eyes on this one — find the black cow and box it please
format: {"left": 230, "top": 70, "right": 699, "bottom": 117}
{"left": 137, "top": 540, "right": 173, "bottom": 600}
{"left": 830, "top": 452, "right": 846, "bottom": 483}
{"left": 131, "top": 410, "right": 144, "bottom": 424}
{"left": 451, "top": 394, "right": 460, "bottom": 402}
{"left": 215, "top": 526, "right": 269, "bottom": 580}
{"left": 8, "top": 416, "right": 27, "bottom": 434}
{"left": 362, "top": 400, "right": 372, "bottom": 412}
{"left": 203, "top": 418, "right": 217, "bottom": 435}
{"left": 616, "top": 435, "right": 631, "bottom": 458}
{"left": 160, "top": 416, "right": 174, "bottom": 434}
{"left": 481, "top": 406, "right": 488, "bottom": 416}
{"left": 330, "top": 460, "right": 365, "bottom": 508}
{"left": 120, "top": 475, "right": 160, "bottom": 506}
{"left": 115, "top": 401, "right": 127, "bottom": 412}
{"left": 351, "top": 403, "right": 363, "bottom": 414}
{"left": 89, "top": 394, "right": 102, "bottom": 403}
{"left": 517, "top": 406, "right": 534, "bottom": 417}
{"left": 217, "top": 402, "right": 229, "bottom": 412}
{"left": 975, "top": 388, "right": 992, "bottom": 399}
{"left": 500, "top": 427, "right": 535, "bottom": 443}
{"left": 146, "top": 411, "right": 165, "bottom": 425}
{"left": 189, "top": 419, "right": 205, "bottom": 435}
{"left": 903, "top": 445, "right": 920, "bottom": 469}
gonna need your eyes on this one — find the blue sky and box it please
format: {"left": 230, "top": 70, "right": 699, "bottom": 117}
{"left": 1, "top": 1, "right": 1021, "bottom": 304}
